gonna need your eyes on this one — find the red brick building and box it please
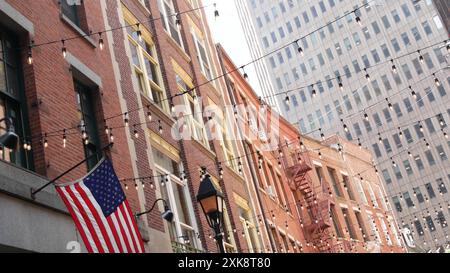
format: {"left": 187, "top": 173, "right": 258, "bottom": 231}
{"left": 217, "top": 45, "right": 405, "bottom": 253}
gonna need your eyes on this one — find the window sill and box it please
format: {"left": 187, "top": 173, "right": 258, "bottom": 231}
{"left": 165, "top": 34, "right": 191, "bottom": 63}
{"left": 224, "top": 164, "right": 244, "bottom": 182}
{"left": 60, "top": 13, "right": 96, "bottom": 48}
{"left": 141, "top": 93, "right": 175, "bottom": 125}
{"left": 191, "top": 138, "right": 216, "bottom": 160}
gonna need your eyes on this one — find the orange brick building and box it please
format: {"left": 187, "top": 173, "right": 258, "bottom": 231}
{"left": 217, "top": 45, "right": 405, "bottom": 253}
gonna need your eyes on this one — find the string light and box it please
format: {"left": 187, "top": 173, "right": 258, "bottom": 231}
{"left": 341, "top": 119, "right": 348, "bottom": 132}
{"left": 364, "top": 112, "right": 369, "bottom": 121}
{"left": 43, "top": 134, "right": 48, "bottom": 148}
{"left": 27, "top": 45, "right": 33, "bottom": 65}
{"left": 390, "top": 59, "right": 397, "bottom": 73}
{"left": 62, "top": 40, "right": 67, "bottom": 58}
{"left": 63, "top": 129, "right": 67, "bottom": 148}
{"left": 284, "top": 94, "right": 290, "bottom": 105}
{"left": 433, "top": 73, "right": 441, "bottom": 87}
{"left": 136, "top": 23, "right": 142, "bottom": 42}
{"left": 338, "top": 81, "right": 344, "bottom": 91}
{"left": 418, "top": 50, "right": 425, "bottom": 63}
{"left": 99, "top": 32, "right": 104, "bottom": 50}
{"left": 124, "top": 113, "right": 129, "bottom": 127}
{"left": 386, "top": 98, "right": 393, "bottom": 111}
{"left": 134, "top": 126, "right": 139, "bottom": 139}
{"left": 110, "top": 129, "right": 114, "bottom": 142}
{"left": 295, "top": 40, "right": 304, "bottom": 56}
{"left": 311, "top": 84, "right": 316, "bottom": 98}
{"left": 214, "top": 3, "right": 219, "bottom": 18}
{"left": 158, "top": 120, "right": 163, "bottom": 134}
{"left": 364, "top": 68, "right": 370, "bottom": 81}
{"left": 320, "top": 128, "right": 325, "bottom": 141}
{"left": 175, "top": 13, "right": 181, "bottom": 28}
{"left": 241, "top": 66, "right": 248, "bottom": 79}
{"left": 355, "top": 13, "right": 362, "bottom": 26}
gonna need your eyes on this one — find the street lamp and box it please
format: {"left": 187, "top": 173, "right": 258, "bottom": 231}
{"left": 135, "top": 198, "right": 174, "bottom": 222}
{"left": 196, "top": 170, "right": 225, "bottom": 253}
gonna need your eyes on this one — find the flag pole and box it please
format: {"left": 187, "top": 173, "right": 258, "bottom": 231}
{"left": 30, "top": 143, "right": 114, "bottom": 200}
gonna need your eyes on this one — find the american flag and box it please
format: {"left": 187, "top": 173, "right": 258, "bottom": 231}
{"left": 56, "top": 159, "right": 145, "bottom": 253}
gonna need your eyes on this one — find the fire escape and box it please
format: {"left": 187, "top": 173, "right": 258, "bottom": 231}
{"left": 281, "top": 148, "right": 336, "bottom": 252}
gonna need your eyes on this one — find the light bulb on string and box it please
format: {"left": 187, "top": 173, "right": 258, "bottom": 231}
{"left": 99, "top": 32, "right": 104, "bottom": 50}
{"left": 338, "top": 81, "right": 344, "bottom": 91}
{"left": 110, "top": 129, "right": 114, "bottom": 142}
{"left": 418, "top": 50, "right": 424, "bottom": 63}
{"left": 105, "top": 125, "right": 110, "bottom": 135}
{"left": 27, "top": 45, "right": 33, "bottom": 65}
{"left": 341, "top": 119, "right": 348, "bottom": 132}
{"left": 134, "top": 126, "right": 139, "bottom": 139}
{"left": 320, "top": 128, "right": 325, "bottom": 140}
{"left": 443, "top": 130, "right": 449, "bottom": 139}
{"left": 311, "top": 84, "right": 316, "bottom": 98}
{"left": 43, "top": 134, "right": 48, "bottom": 148}
{"left": 136, "top": 23, "right": 142, "bottom": 42}
{"left": 390, "top": 59, "right": 397, "bottom": 73}
{"left": 214, "top": 3, "right": 220, "bottom": 18}
{"left": 398, "top": 128, "right": 403, "bottom": 138}
{"left": 158, "top": 120, "right": 163, "bottom": 134}
{"left": 124, "top": 113, "right": 129, "bottom": 127}
{"left": 355, "top": 14, "right": 362, "bottom": 26}
{"left": 409, "top": 86, "right": 417, "bottom": 99}
{"left": 175, "top": 13, "right": 181, "bottom": 29}
{"left": 433, "top": 73, "right": 441, "bottom": 87}
{"left": 62, "top": 40, "right": 67, "bottom": 58}
{"left": 364, "top": 68, "right": 370, "bottom": 82}
{"left": 241, "top": 66, "right": 248, "bottom": 79}
{"left": 386, "top": 98, "right": 393, "bottom": 110}
{"left": 295, "top": 40, "right": 304, "bottom": 56}
{"left": 63, "top": 129, "right": 67, "bottom": 148}
{"left": 364, "top": 112, "right": 369, "bottom": 121}
{"left": 284, "top": 94, "right": 290, "bottom": 105}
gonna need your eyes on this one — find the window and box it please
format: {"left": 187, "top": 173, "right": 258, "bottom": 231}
{"left": 355, "top": 211, "right": 369, "bottom": 241}
{"left": 401, "top": 4, "right": 411, "bottom": 17}
{"left": 392, "top": 196, "right": 402, "bottom": 212}
{"left": 60, "top": 0, "right": 87, "bottom": 31}
{"left": 391, "top": 9, "right": 400, "bottom": 23}
{"left": 401, "top": 32, "right": 410, "bottom": 46}
{"left": 356, "top": 179, "right": 368, "bottom": 204}
{"left": 426, "top": 216, "right": 436, "bottom": 232}
{"left": 126, "top": 22, "right": 167, "bottom": 112}
{"left": 239, "top": 206, "right": 260, "bottom": 253}
{"left": 382, "top": 16, "right": 391, "bottom": 29}
{"left": 437, "top": 212, "right": 447, "bottom": 228}
{"left": 437, "top": 178, "right": 448, "bottom": 195}
{"left": 0, "top": 26, "right": 32, "bottom": 169}
{"left": 403, "top": 98, "right": 413, "bottom": 113}
{"left": 342, "top": 208, "right": 357, "bottom": 240}
{"left": 437, "top": 145, "right": 448, "bottom": 161}
{"left": 414, "top": 220, "right": 424, "bottom": 236}
{"left": 158, "top": 0, "right": 184, "bottom": 48}
{"left": 192, "top": 32, "right": 214, "bottom": 81}
{"left": 425, "top": 150, "right": 436, "bottom": 166}
{"left": 403, "top": 160, "right": 413, "bottom": 176}
{"left": 404, "top": 192, "right": 414, "bottom": 207}
{"left": 425, "top": 183, "right": 436, "bottom": 199}
{"left": 154, "top": 150, "right": 201, "bottom": 251}
{"left": 413, "top": 187, "right": 424, "bottom": 203}
{"left": 331, "top": 206, "right": 344, "bottom": 238}
{"left": 342, "top": 175, "right": 356, "bottom": 200}
{"left": 181, "top": 80, "right": 210, "bottom": 149}
{"left": 415, "top": 155, "right": 425, "bottom": 170}
{"left": 327, "top": 167, "right": 343, "bottom": 197}
{"left": 75, "top": 81, "right": 101, "bottom": 171}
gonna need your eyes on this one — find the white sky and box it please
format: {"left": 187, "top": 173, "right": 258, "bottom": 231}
{"left": 203, "top": 0, "right": 263, "bottom": 96}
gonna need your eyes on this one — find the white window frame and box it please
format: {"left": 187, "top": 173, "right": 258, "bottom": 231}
{"left": 155, "top": 165, "right": 201, "bottom": 250}
{"left": 182, "top": 90, "right": 210, "bottom": 149}
{"left": 191, "top": 30, "right": 214, "bottom": 81}
{"left": 157, "top": 0, "right": 185, "bottom": 49}
{"left": 126, "top": 25, "right": 168, "bottom": 112}
{"left": 366, "top": 182, "right": 379, "bottom": 208}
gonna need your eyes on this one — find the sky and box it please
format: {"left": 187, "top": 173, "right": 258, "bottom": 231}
{"left": 203, "top": 0, "right": 263, "bottom": 96}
